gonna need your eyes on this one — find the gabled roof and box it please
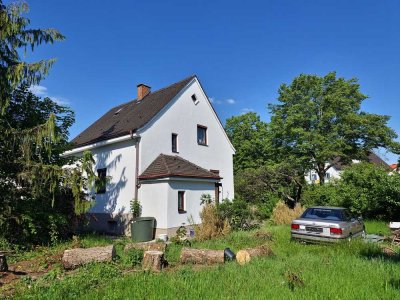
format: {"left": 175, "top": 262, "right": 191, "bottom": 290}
{"left": 390, "top": 163, "right": 398, "bottom": 170}
{"left": 71, "top": 76, "right": 196, "bottom": 147}
{"left": 139, "top": 154, "right": 221, "bottom": 180}
{"left": 332, "top": 152, "right": 390, "bottom": 170}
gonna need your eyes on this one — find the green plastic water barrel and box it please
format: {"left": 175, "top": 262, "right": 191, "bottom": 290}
{"left": 131, "top": 217, "right": 155, "bottom": 242}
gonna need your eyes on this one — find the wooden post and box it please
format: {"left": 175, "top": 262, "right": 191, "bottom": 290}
{"left": 142, "top": 251, "right": 165, "bottom": 272}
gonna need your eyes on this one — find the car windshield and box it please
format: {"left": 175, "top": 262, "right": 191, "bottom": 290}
{"left": 301, "top": 208, "right": 344, "bottom": 221}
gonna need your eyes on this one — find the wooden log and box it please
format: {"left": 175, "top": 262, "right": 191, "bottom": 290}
{"left": 62, "top": 245, "right": 115, "bottom": 270}
{"left": 236, "top": 245, "right": 273, "bottom": 265}
{"left": 142, "top": 251, "right": 165, "bottom": 272}
{"left": 124, "top": 242, "right": 166, "bottom": 253}
{"left": 0, "top": 255, "right": 8, "bottom": 272}
{"left": 180, "top": 248, "right": 225, "bottom": 264}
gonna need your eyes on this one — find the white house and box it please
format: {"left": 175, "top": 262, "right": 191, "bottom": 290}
{"left": 305, "top": 152, "right": 390, "bottom": 184}
{"left": 65, "top": 75, "right": 235, "bottom": 236}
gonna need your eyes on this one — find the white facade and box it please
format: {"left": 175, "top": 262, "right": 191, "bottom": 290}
{"left": 66, "top": 77, "right": 235, "bottom": 235}
{"left": 305, "top": 164, "right": 341, "bottom": 184}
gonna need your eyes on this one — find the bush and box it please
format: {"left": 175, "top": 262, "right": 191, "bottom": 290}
{"left": 218, "top": 198, "right": 259, "bottom": 230}
{"left": 194, "top": 204, "right": 231, "bottom": 241}
{"left": 271, "top": 201, "right": 304, "bottom": 225}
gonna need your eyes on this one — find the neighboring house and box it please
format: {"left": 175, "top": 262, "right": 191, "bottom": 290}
{"left": 65, "top": 75, "right": 235, "bottom": 236}
{"left": 306, "top": 152, "right": 390, "bottom": 184}
{"left": 390, "top": 163, "right": 399, "bottom": 174}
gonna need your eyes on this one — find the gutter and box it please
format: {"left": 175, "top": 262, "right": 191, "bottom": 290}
{"left": 63, "top": 133, "right": 139, "bottom": 156}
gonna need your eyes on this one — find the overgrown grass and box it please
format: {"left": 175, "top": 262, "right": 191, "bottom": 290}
{"left": 7, "top": 221, "right": 400, "bottom": 299}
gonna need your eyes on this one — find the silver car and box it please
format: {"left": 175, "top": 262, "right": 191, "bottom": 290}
{"left": 291, "top": 206, "right": 365, "bottom": 243}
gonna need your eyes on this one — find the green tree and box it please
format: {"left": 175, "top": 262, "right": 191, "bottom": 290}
{"left": 0, "top": 0, "right": 64, "bottom": 113}
{"left": 269, "top": 72, "right": 400, "bottom": 184}
{"left": 225, "top": 112, "right": 270, "bottom": 173}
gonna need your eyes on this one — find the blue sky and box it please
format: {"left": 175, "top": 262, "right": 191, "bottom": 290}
{"left": 15, "top": 0, "right": 400, "bottom": 163}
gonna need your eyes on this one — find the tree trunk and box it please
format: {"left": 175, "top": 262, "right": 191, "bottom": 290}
{"left": 180, "top": 248, "right": 225, "bottom": 264}
{"left": 0, "top": 255, "right": 8, "bottom": 272}
{"left": 62, "top": 245, "right": 116, "bottom": 270}
{"left": 236, "top": 245, "right": 273, "bottom": 265}
{"left": 142, "top": 251, "right": 165, "bottom": 272}
{"left": 124, "top": 242, "right": 166, "bottom": 252}
{"left": 317, "top": 166, "right": 325, "bottom": 185}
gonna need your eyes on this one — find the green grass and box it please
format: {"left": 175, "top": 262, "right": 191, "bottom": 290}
{"left": 7, "top": 221, "right": 400, "bottom": 300}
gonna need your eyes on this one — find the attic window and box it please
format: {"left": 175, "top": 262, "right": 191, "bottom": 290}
{"left": 191, "top": 94, "right": 199, "bottom": 105}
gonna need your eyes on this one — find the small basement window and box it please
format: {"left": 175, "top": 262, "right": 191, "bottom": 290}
{"left": 96, "top": 168, "right": 107, "bottom": 194}
{"left": 172, "top": 133, "right": 178, "bottom": 153}
{"left": 178, "top": 191, "right": 186, "bottom": 213}
{"left": 197, "top": 125, "right": 207, "bottom": 146}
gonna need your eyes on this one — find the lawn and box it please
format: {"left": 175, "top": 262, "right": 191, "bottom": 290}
{"left": 3, "top": 221, "right": 400, "bottom": 299}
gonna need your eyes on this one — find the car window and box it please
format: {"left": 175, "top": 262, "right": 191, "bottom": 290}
{"left": 301, "top": 208, "right": 344, "bottom": 221}
{"left": 342, "top": 210, "right": 353, "bottom": 221}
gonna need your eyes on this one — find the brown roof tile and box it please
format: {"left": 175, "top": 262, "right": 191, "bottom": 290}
{"left": 139, "top": 154, "right": 221, "bottom": 180}
{"left": 71, "top": 75, "right": 196, "bottom": 147}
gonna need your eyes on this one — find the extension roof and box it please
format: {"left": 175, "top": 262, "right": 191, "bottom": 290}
{"left": 71, "top": 75, "right": 196, "bottom": 147}
{"left": 139, "top": 154, "right": 221, "bottom": 180}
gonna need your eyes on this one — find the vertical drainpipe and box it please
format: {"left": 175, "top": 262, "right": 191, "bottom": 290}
{"left": 130, "top": 130, "right": 141, "bottom": 201}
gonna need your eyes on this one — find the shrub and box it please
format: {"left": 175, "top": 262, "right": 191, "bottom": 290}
{"left": 218, "top": 198, "right": 259, "bottom": 230}
{"left": 272, "top": 201, "right": 304, "bottom": 225}
{"left": 194, "top": 204, "right": 231, "bottom": 241}
{"left": 130, "top": 199, "right": 142, "bottom": 218}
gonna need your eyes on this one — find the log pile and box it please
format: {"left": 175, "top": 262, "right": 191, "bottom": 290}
{"left": 62, "top": 245, "right": 116, "bottom": 270}
{"left": 236, "top": 245, "right": 273, "bottom": 265}
{"left": 142, "top": 251, "right": 166, "bottom": 272}
{"left": 389, "top": 229, "right": 400, "bottom": 245}
{"left": 180, "top": 248, "right": 225, "bottom": 264}
{"left": 124, "top": 242, "right": 166, "bottom": 253}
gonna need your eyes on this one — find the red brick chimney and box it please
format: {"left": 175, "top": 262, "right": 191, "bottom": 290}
{"left": 137, "top": 83, "right": 151, "bottom": 101}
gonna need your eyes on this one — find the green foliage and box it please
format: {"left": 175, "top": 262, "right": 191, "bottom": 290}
{"left": 200, "top": 193, "right": 213, "bottom": 205}
{"left": 0, "top": 0, "right": 64, "bottom": 113}
{"left": 122, "top": 248, "right": 144, "bottom": 268}
{"left": 218, "top": 198, "right": 259, "bottom": 230}
{"left": 269, "top": 72, "right": 400, "bottom": 184}
{"left": 225, "top": 112, "right": 270, "bottom": 173}
{"left": 303, "top": 163, "right": 400, "bottom": 220}
{"left": 129, "top": 199, "right": 142, "bottom": 218}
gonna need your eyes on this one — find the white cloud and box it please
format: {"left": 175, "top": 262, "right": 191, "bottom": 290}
{"left": 28, "top": 85, "right": 48, "bottom": 96}
{"left": 226, "top": 98, "right": 236, "bottom": 104}
{"left": 210, "top": 97, "right": 236, "bottom": 105}
{"left": 240, "top": 108, "right": 255, "bottom": 115}
{"left": 209, "top": 97, "right": 214, "bottom": 103}
{"left": 28, "top": 85, "right": 70, "bottom": 105}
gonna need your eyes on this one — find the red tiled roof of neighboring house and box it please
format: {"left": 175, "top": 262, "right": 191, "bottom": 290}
{"left": 71, "top": 75, "right": 196, "bottom": 147}
{"left": 390, "top": 163, "right": 398, "bottom": 170}
{"left": 139, "top": 154, "right": 221, "bottom": 180}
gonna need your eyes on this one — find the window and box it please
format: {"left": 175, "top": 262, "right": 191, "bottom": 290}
{"left": 172, "top": 133, "right": 178, "bottom": 153}
{"left": 311, "top": 174, "right": 317, "bottom": 181}
{"left": 191, "top": 94, "right": 197, "bottom": 101}
{"left": 96, "top": 168, "right": 107, "bottom": 194}
{"left": 325, "top": 173, "right": 331, "bottom": 180}
{"left": 178, "top": 191, "right": 186, "bottom": 213}
{"left": 197, "top": 125, "right": 207, "bottom": 145}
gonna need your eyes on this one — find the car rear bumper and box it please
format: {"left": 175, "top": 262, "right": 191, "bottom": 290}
{"left": 291, "top": 232, "right": 347, "bottom": 243}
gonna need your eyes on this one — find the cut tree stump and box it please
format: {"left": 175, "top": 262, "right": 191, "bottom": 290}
{"left": 62, "top": 245, "right": 116, "bottom": 270}
{"left": 180, "top": 248, "right": 225, "bottom": 264}
{"left": 236, "top": 245, "right": 273, "bottom": 265}
{"left": 124, "top": 242, "right": 166, "bottom": 253}
{"left": 142, "top": 251, "right": 165, "bottom": 272}
{"left": 0, "top": 255, "right": 8, "bottom": 272}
